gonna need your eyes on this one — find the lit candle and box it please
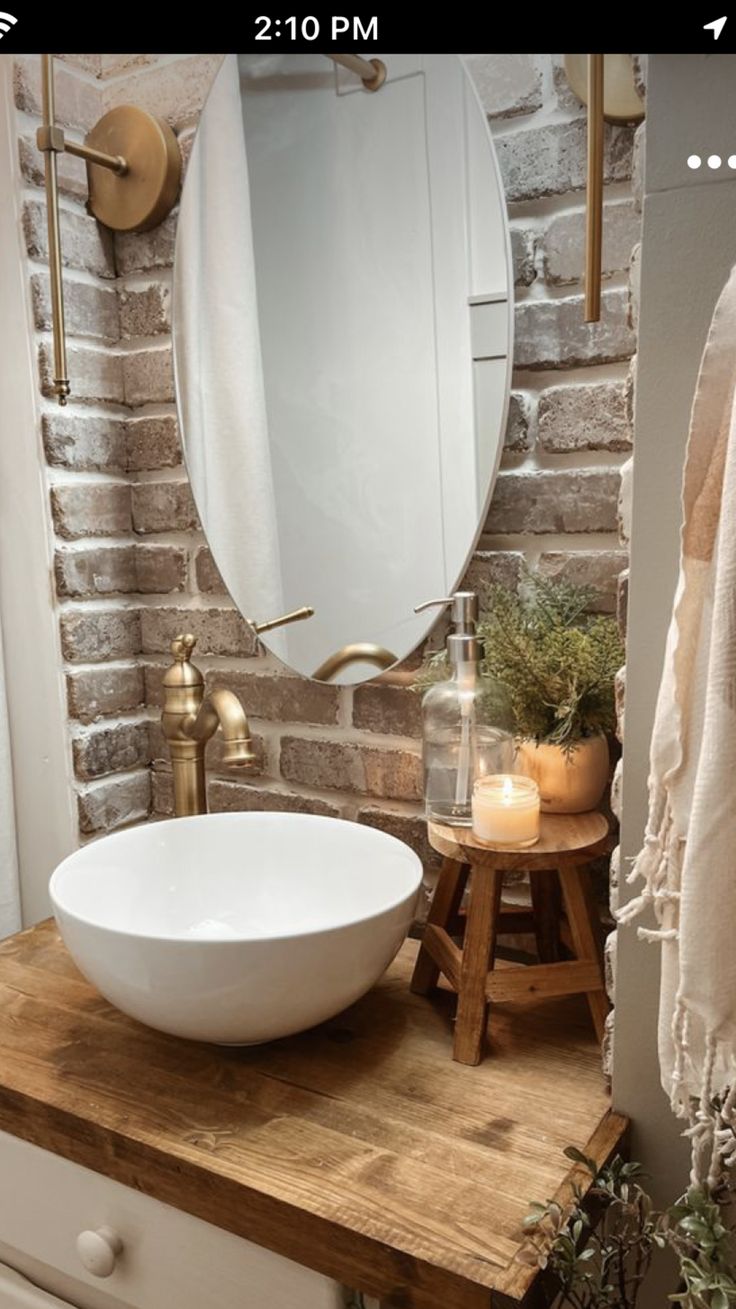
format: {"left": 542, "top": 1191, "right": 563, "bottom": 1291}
{"left": 471, "top": 774, "right": 540, "bottom": 848}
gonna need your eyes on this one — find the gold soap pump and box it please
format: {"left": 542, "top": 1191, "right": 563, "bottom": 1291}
{"left": 415, "top": 592, "right": 514, "bottom": 827}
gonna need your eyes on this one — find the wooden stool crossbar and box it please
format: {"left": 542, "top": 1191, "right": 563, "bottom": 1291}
{"left": 412, "top": 812, "right": 611, "bottom": 1065}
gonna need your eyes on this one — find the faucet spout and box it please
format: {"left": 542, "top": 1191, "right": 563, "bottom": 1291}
{"left": 161, "top": 635, "right": 256, "bottom": 816}
{"left": 190, "top": 688, "right": 257, "bottom": 768}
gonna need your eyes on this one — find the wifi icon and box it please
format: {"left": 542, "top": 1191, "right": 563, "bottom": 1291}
{"left": 0, "top": 12, "right": 17, "bottom": 37}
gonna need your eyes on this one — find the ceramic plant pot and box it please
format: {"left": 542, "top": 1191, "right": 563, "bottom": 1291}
{"left": 515, "top": 734, "right": 610, "bottom": 814}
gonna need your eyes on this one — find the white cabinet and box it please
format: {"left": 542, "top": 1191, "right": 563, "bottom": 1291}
{"left": 0, "top": 1131, "right": 345, "bottom": 1309}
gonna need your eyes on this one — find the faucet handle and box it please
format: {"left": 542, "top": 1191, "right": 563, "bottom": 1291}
{"left": 170, "top": 633, "right": 196, "bottom": 662}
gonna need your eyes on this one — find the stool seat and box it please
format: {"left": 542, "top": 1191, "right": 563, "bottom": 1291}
{"left": 411, "top": 813, "right": 612, "bottom": 1065}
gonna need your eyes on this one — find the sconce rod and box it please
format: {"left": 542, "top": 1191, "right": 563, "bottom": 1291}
{"left": 584, "top": 53, "right": 604, "bottom": 323}
{"left": 40, "top": 54, "right": 69, "bottom": 405}
{"left": 327, "top": 54, "right": 386, "bottom": 91}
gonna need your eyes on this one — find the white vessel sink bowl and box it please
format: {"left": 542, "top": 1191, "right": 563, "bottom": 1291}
{"left": 50, "top": 812, "right": 422, "bottom": 1045}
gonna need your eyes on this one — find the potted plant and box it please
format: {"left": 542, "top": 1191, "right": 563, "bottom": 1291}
{"left": 521, "top": 1146, "right": 736, "bottom": 1308}
{"left": 416, "top": 573, "right": 624, "bottom": 814}
{"left": 479, "top": 574, "right": 624, "bottom": 813}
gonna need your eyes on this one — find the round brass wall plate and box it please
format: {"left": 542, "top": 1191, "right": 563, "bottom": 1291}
{"left": 85, "top": 106, "right": 181, "bottom": 233}
{"left": 564, "top": 54, "right": 645, "bottom": 124}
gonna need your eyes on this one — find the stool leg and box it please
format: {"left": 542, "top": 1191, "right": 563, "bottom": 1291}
{"left": 530, "top": 871, "right": 562, "bottom": 963}
{"left": 454, "top": 866, "right": 503, "bottom": 1065}
{"left": 411, "top": 859, "right": 470, "bottom": 995}
{"left": 558, "top": 862, "right": 608, "bottom": 1042}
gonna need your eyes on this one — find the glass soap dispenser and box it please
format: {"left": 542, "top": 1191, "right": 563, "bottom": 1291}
{"left": 416, "top": 592, "right": 514, "bottom": 827}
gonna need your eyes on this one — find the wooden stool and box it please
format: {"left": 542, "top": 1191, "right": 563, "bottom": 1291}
{"left": 411, "top": 812, "right": 611, "bottom": 1065}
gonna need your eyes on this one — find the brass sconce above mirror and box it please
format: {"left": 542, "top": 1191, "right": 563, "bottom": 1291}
{"left": 563, "top": 54, "right": 645, "bottom": 322}
{"left": 36, "top": 53, "right": 182, "bottom": 405}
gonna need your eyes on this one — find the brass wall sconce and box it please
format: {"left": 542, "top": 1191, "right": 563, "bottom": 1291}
{"left": 563, "top": 55, "right": 645, "bottom": 322}
{"left": 37, "top": 53, "right": 182, "bottom": 405}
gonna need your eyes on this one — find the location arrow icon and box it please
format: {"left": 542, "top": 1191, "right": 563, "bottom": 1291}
{"left": 704, "top": 16, "right": 728, "bottom": 38}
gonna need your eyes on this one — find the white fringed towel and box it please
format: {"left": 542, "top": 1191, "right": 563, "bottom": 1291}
{"left": 620, "top": 263, "right": 736, "bottom": 1186}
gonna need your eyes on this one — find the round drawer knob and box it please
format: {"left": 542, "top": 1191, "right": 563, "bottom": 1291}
{"left": 76, "top": 1226, "right": 123, "bottom": 1278}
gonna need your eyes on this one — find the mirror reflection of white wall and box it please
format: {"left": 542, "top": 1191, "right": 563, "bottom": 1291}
{"left": 174, "top": 53, "right": 511, "bottom": 683}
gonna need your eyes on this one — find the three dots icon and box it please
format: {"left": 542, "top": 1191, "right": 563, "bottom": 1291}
{"left": 687, "top": 154, "right": 736, "bottom": 170}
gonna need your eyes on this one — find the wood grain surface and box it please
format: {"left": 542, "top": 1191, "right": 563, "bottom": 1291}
{"left": 429, "top": 812, "right": 611, "bottom": 872}
{"left": 0, "top": 921, "right": 627, "bottom": 1309}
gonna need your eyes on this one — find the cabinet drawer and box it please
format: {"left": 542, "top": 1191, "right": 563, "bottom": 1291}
{"left": 0, "top": 1132, "right": 343, "bottom": 1309}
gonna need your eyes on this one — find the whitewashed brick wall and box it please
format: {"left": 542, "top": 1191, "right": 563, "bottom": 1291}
{"left": 13, "top": 53, "right": 639, "bottom": 864}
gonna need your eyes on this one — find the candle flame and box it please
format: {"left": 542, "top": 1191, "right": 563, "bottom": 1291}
{"left": 502, "top": 776, "right": 514, "bottom": 806}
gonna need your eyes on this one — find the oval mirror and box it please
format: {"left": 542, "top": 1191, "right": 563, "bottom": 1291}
{"left": 173, "top": 53, "right": 512, "bottom": 683}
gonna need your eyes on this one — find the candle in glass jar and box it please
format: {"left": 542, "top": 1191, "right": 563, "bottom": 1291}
{"left": 471, "top": 775, "right": 540, "bottom": 848}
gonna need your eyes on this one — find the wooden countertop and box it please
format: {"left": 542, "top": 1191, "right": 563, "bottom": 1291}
{"left": 0, "top": 922, "right": 626, "bottom": 1309}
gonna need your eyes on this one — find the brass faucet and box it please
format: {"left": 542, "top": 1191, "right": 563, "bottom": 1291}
{"left": 162, "top": 634, "right": 257, "bottom": 817}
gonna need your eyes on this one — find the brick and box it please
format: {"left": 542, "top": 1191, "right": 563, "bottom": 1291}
{"left": 32, "top": 273, "right": 119, "bottom": 342}
{"left": 632, "top": 122, "right": 645, "bottom": 214}
{"left": 618, "top": 457, "right": 634, "bottom": 546}
{"left": 609, "top": 844, "right": 621, "bottom": 914}
{"left": 151, "top": 768, "right": 174, "bottom": 816}
{"left": 465, "top": 53, "right": 542, "bottom": 119}
{"left": 115, "top": 214, "right": 177, "bottom": 274}
{"left": 123, "top": 346, "right": 174, "bottom": 405}
{"left": 73, "top": 721, "right": 150, "bottom": 780}
{"left": 628, "top": 241, "right": 641, "bottom": 333}
{"left": 352, "top": 684, "right": 421, "bottom": 738}
{"left": 486, "top": 470, "right": 620, "bottom": 534}
{"left": 632, "top": 55, "right": 647, "bottom": 102}
{"left": 78, "top": 772, "right": 151, "bottom": 835}
{"left": 280, "top": 736, "right": 422, "bottom": 801}
{"left": 537, "top": 551, "right": 628, "bottom": 613}
{"left": 610, "top": 757, "right": 623, "bottom": 822}
{"left": 615, "top": 666, "right": 626, "bottom": 742}
{"left": 135, "top": 545, "right": 187, "bottom": 593}
{"left": 461, "top": 551, "right": 524, "bottom": 600}
{"left": 358, "top": 806, "right": 442, "bottom": 873}
{"left": 538, "top": 381, "right": 632, "bottom": 453}
{"left": 125, "top": 415, "right": 181, "bottom": 471}
{"left": 23, "top": 200, "right": 114, "bottom": 279}
{"left": 139, "top": 606, "right": 256, "bottom": 657}
{"left": 19, "top": 136, "right": 88, "bottom": 200}
{"left": 39, "top": 343, "right": 124, "bottom": 405}
{"left": 118, "top": 283, "right": 171, "bottom": 338}
{"left": 495, "top": 119, "right": 633, "bottom": 203}
{"left": 131, "top": 481, "right": 198, "bottom": 533}
{"left": 617, "top": 569, "right": 629, "bottom": 641}
{"left": 55, "top": 546, "right": 136, "bottom": 597}
{"left": 543, "top": 201, "right": 639, "bottom": 285}
{"left": 102, "top": 54, "right": 222, "bottom": 131}
{"left": 67, "top": 665, "right": 144, "bottom": 724}
{"left": 195, "top": 547, "right": 226, "bottom": 593}
{"left": 60, "top": 609, "right": 141, "bottom": 662}
{"left": 50, "top": 483, "right": 131, "bottom": 540}
{"left": 14, "top": 55, "right": 99, "bottom": 130}
{"left": 504, "top": 393, "right": 532, "bottom": 453}
{"left": 552, "top": 58, "right": 585, "bottom": 116}
{"left": 602, "top": 1007, "right": 615, "bottom": 1083}
{"left": 42, "top": 414, "right": 127, "bottom": 473}
{"left": 624, "top": 355, "right": 637, "bottom": 429}
{"left": 514, "top": 288, "right": 635, "bottom": 369}
{"left": 100, "top": 53, "right": 160, "bottom": 78}
{"left": 208, "top": 780, "right": 341, "bottom": 819}
{"left": 203, "top": 669, "right": 339, "bottom": 726}
{"left": 511, "top": 228, "right": 536, "bottom": 287}
{"left": 59, "top": 54, "right": 103, "bottom": 75}
{"left": 604, "top": 930, "right": 617, "bottom": 1002}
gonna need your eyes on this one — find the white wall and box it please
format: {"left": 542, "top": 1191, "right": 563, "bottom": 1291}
{"left": 0, "top": 60, "right": 77, "bottom": 923}
{"left": 614, "top": 52, "right": 736, "bottom": 1301}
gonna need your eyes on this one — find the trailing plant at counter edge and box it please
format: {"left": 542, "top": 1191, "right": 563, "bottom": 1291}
{"left": 520, "top": 1147, "right": 736, "bottom": 1308}
{"left": 415, "top": 573, "right": 624, "bottom": 753}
